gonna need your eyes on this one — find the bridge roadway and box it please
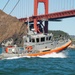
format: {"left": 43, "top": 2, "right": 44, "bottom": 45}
{"left": 19, "top": 9, "right": 75, "bottom": 22}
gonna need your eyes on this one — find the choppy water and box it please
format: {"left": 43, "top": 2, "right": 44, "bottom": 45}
{"left": 0, "top": 48, "right": 75, "bottom": 75}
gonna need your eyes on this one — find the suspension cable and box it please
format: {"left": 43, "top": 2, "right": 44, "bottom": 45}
{"left": 9, "top": 0, "right": 20, "bottom": 15}
{"left": 2, "top": 0, "right": 10, "bottom": 11}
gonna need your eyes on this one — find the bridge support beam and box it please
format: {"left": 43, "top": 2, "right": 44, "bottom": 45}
{"left": 34, "top": 0, "right": 48, "bottom": 33}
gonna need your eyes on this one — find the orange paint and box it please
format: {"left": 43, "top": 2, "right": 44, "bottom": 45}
{"left": 26, "top": 46, "right": 33, "bottom": 52}
{"left": 5, "top": 46, "right": 14, "bottom": 53}
{"left": 5, "top": 48, "right": 8, "bottom": 53}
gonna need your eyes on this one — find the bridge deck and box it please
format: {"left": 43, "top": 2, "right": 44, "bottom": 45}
{"left": 19, "top": 10, "right": 75, "bottom": 22}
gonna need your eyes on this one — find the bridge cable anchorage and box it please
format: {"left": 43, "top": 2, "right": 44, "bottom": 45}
{"left": 9, "top": 0, "right": 20, "bottom": 15}
{"left": 2, "top": 0, "right": 10, "bottom": 11}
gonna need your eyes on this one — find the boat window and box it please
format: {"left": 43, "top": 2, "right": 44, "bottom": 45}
{"left": 36, "top": 38, "right": 39, "bottom": 43}
{"left": 41, "top": 37, "right": 45, "bottom": 42}
{"left": 49, "top": 36, "right": 51, "bottom": 40}
{"left": 29, "top": 38, "right": 31, "bottom": 42}
{"left": 46, "top": 37, "right": 48, "bottom": 40}
{"left": 25, "top": 39, "right": 27, "bottom": 42}
{"left": 32, "top": 38, "right": 35, "bottom": 43}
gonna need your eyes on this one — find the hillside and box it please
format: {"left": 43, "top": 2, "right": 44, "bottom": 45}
{"left": 0, "top": 10, "right": 27, "bottom": 47}
{"left": 49, "top": 30, "right": 70, "bottom": 39}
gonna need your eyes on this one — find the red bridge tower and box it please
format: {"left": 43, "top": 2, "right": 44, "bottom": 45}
{"left": 34, "top": 0, "right": 48, "bottom": 33}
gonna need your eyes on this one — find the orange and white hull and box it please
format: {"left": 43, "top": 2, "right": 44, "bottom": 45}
{"left": 27, "top": 40, "right": 72, "bottom": 56}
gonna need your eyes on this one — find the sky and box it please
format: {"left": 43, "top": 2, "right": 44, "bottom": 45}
{"left": 0, "top": 0, "right": 75, "bottom": 35}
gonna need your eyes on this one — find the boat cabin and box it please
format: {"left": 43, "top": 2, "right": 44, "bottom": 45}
{"left": 23, "top": 33, "right": 54, "bottom": 52}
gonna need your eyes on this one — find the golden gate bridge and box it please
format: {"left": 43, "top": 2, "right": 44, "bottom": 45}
{"left": 0, "top": 0, "right": 75, "bottom": 34}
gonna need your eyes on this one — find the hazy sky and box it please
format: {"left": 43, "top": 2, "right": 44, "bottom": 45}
{"left": 0, "top": 0, "right": 75, "bottom": 35}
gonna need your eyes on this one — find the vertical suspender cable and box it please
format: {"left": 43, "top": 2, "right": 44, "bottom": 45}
{"left": 2, "top": 0, "right": 10, "bottom": 11}
{"left": 56, "top": 0, "right": 58, "bottom": 12}
{"left": 28, "top": 0, "right": 29, "bottom": 17}
{"left": 26, "top": 0, "right": 27, "bottom": 17}
{"left": 70, "top": 0, "right": 72, "bottom": 9}
{"left": 27, "top": 0, "right": 28, "bottom": 17}
{"left": 73, "top": 0, "right": 75, "bottom": 9}
{"left": 70, "top": 0, "right": 71, "bottom": 10}
{"left": 24, "top": 0, "right": 26, "bottom": 17}
{"left": 66, "top": 0, "right": 67, "bottom": 10}
{"left": 72, "top": 0, "right": 74, "bottom": 9}
{"left": 18, "top": 0, "right": 21, "bottom": 18}
{"left": 71, "top": 0, "right": 72, "bottom": 9}
{"left": 21, "top": 0, "right": 24, "bottom": 17}
{"left": 55, "top": 0, "right": 56, "bottom": 12}
{"left": 60, "top": 0, "right": 63, "bottom": 11}
{"left": 59, "top": 0, "right": 61, "bottom": 11}
{"left": 60, "top": 0, "right": 61, "bottom": 11}
{"left": 70, "top": 0, "right": 71, "bottom": 9}
{"left": 67, "top": 0, "right": 68, "bottom": 10}
{"left": 63, "top": 0, "right": 65, "bottom": 10}
{"left": 59, "top": 0, "right": 61, "bottom": 12}
{"left": 63, "top": 0, "right": 64, "bottom": 10}
{"left": 71, "top": 0, "right": 73, "bottom": 9}
{"left": 26, "top": 0, "right": 28, "bottom": 18}
{"left": 69, "top": 0, "right": 70, "bottom": 10}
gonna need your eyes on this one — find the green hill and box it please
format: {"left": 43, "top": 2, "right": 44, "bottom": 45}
{"left": 70, "top": 35, "right": 75, "bottom": 44}
{"left": 48, "top": 30, "right": 70, "bottom": 39}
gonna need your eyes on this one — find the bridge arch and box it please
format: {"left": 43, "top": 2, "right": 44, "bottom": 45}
{"left": 34, "top": 0, "right": 48, "bottom": 33}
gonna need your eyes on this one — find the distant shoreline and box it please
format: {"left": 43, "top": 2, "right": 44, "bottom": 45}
{"left": 68, "top": 44, "right": 75, "bottom": 49}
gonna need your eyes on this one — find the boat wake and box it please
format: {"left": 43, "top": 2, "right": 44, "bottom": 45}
{"left": 2, "top": 51, "right": 68, "bottom": 60}
{"left": 6, "top": 56, "right": 31, "bottom": 60}
{"left": 37, "top": 52, "right": 67, "bottom": 58}
{"left": 5, "top": 51, "right": 67, "bottom": 60}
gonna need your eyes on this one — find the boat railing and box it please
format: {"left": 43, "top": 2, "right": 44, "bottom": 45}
{"left": 1, "top": 47, "right": 25, "bottom": 54}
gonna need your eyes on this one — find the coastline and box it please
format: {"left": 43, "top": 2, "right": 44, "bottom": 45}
{"left": 68, "top": 44, "right": 75, "bottom": 49}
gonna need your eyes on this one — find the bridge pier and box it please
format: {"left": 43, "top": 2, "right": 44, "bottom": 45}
{"left": 34, "top": 0, "right": 48, "bottom": 33}
{"left": 44, "top": 21, "right": 48, "bottom": 33}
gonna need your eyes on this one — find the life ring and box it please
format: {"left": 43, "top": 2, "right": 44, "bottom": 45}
{"left": 5, "top": 46, "right": 13, "bottom": 53}
{"left": 5, "top": 48, "right": 8, "bottom": 53}
{"left": 25, "top": 46, "right": 33, "bottom": 52}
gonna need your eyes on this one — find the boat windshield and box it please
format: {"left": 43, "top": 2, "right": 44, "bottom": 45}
{"left": 26, "top": 35, "right": 52, "bottom": 43}
{"left": 32, "top": 38, "right": 35, "bottom": 43}
{"left": 36, "top": 38, "right": 39, "bottom": 43}
{"left": 41, "top": 37, "right": 45, "bottom": 42}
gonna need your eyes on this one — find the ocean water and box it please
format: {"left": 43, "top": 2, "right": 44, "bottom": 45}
{"left": 0, "top": 48, "right": 75, "bottom": 75}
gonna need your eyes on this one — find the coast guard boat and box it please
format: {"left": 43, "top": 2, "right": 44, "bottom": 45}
{"left": 0, "top": 20, "right": 72, "bottom": 59}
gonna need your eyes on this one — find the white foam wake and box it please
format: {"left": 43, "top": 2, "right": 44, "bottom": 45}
{"left": 6, "top": 56, "right": 31, "bottom": 60}
{"left": 6, "top": 57, "right": 22, "bottom": 60}
{"left": 5, "top": 52, "right": 67, "bottom": 60}
{"left": 37, "top": 52, "right": 67, "bottom": 58}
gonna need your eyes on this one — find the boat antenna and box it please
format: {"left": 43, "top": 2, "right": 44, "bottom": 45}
{"left": 43, "top": 25, "right": 45, "bottom": 34}
{"left": 27, "top": 17, "right": 30, "bottom": 33}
